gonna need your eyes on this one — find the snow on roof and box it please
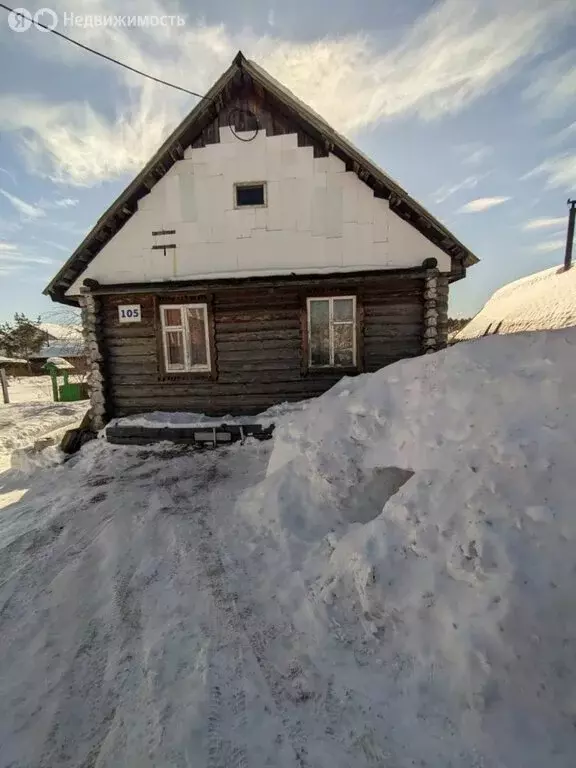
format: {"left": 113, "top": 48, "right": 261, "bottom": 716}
{"left": 45, "top": 357, "right": 75, "bottom": 369}
{"left": 39, "top": 323, "right": 83, "bottom": 341}
{"left": 29, "top": 340, "right": 85, "bottom": 360}
{"left": 457, "top": 264, "right": 576, "bottom": 340}
{"left": 0, "top": 356, "right": 27, "bottom": 365}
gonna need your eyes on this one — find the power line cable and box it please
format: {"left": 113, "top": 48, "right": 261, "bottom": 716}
{"left": 0, "top": 3, "right": 212, "bottom": 101}
{"left": 0, "top": 4, "right": 261, "bottom": 140}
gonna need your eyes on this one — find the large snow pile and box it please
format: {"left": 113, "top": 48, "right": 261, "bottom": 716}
{"left": 1, "top": 329, "right": 575, "bottom": 767}
{"left": 457, "top": 263, "right": 576, "bottom": 340}
{"left": 0, "top": 400, "right": 87, "bottom": 471}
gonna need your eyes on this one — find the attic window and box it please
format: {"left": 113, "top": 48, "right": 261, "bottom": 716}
{"left": 235, "top": 182, "right": 266, "bottom": 208}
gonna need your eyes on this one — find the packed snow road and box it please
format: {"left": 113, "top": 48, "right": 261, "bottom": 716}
{"left": 0, "top": 440, "right": 361, "bottom": 768}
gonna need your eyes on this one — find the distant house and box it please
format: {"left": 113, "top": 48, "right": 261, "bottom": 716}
{"left": 456, "top": 264, "right": 575, "bottom": 342}
{"left": 0, "top": 356, "right": 28, "bottom": 377}
{"left": 28, "top": 323, "right": 86, "bottom": 375}
{"left": 44, "top": 52, "right": 478, "bottom": 429}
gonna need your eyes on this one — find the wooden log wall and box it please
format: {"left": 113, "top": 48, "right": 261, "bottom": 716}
{"left": 98, "top": 273, "right": 425, "bottom": 417}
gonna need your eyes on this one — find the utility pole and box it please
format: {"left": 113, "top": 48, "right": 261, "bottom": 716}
{"left": 0, "top": 367, "right": 9, "bottom": 405}
{"left": 565, "top": 199, "right": 576, "bottom": 271}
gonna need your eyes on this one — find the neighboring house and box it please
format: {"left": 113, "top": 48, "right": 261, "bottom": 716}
{"left": 28, "top": 323, "right": 87, "bottom": 375}
{"left": 456, "top": 264, "right": 575, "bottom": 342}
{"left": 0, "top": 356, "right": 28, "bottom": 377}
{"left": 44, "top": 52, "right": 478, "bottom": 429}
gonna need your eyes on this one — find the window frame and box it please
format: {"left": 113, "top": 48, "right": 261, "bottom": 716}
{"left": 306, "top": 295, "right": 357, "bottom": 369}
{"left": 234, "top": 181, "right": 267, "bottom": 209}
{"left": 159, "top": 303, "right": 212, "bottom": 374}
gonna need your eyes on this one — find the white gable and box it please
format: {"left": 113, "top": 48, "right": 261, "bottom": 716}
{"left": 67, "top": 127, "right": 449, "bottom": 296}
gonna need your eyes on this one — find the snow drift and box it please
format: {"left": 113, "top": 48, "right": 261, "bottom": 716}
{"left": 261, "top": 327, "right": 576, "bottom": 765}
{"left": 1, "top": 329, "right": 576, "bottom": 767}
{"left": 457, "top": 263, "right": 576, "bottom": 340}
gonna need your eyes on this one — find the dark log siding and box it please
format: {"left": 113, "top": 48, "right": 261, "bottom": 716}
{"left": 100, "top": 274, "right": 425, "bottom": 417}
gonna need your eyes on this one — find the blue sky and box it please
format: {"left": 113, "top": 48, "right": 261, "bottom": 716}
{"left": 0, "top": 0, "right": 574, "bottom": 322}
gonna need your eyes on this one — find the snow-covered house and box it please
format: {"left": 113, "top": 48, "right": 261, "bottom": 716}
{"left": 28, "top": 323, "right": 86, "bottom": 374}
{"left": 456, "top": 264, "right": 575, "bottom": 341}
{"left": 44, "top": 52, "right": 478, "bottom": 428}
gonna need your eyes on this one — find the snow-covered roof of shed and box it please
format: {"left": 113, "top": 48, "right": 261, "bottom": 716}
{"left": 45, "top": 357, "right": 75, "bottom": 369}
{"left": 0, "top": 356, "right": 27, "bottom": 365}
{"left": 456, "top": 264, "right": 576, "bottom": 340}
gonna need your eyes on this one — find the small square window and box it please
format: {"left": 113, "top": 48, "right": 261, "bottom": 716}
{"left": 235, "top": 182, "right": 266, "bottom": 208}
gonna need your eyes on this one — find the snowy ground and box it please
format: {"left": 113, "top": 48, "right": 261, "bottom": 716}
{"left": 2, "top": 375, "right": 86, "bottom": 405}
{"left": 1, "top": 329, "right": 576, "bottom": 766}
{"left": 2, "top": 375, "right": 55, "bottom": 404}
{"left": 0, "top": 400, "right": 87, "bottom": 474}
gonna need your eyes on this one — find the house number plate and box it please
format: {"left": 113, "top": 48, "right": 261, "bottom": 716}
{"left": 118, "top": 304, "right": 142, "bottom": 323}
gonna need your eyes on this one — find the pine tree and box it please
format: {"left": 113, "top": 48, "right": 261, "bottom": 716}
{"left": 0, "top": 314, "right": 47, "bottom": 359}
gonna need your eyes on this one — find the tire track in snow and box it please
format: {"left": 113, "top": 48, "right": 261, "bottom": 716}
{"left": 168, "top": 466, "right": 307, "bottom": 768}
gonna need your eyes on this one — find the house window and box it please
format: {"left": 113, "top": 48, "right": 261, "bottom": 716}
{"left": 307, "top": 296, "right": 356, "bottom": 368}
{"left": 235, "top": 182, "right": 266, "bottom": 208}
{"left": 160, "top": 304, "right": 211, "bottom": 372}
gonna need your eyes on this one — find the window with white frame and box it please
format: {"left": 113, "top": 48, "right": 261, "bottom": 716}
{"left": 307, "top": 296, "right": 356, "bottom": 368}
{"left": 160, "top": 304, "right": 211, "bottom": 372}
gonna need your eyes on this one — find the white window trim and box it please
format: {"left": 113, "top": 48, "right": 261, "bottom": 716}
{"left": 160, "top": 303, "right": 211, "bottom": 373}
{"left": 307, "top": 295, "right": 357, "bottom": 368}
{"left": 234, "top": 181, "right": 267, "bottom": 209}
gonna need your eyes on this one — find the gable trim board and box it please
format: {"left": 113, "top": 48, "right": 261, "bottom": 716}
{"left": 44, "top": 52, "right": 477, "bottom": 306}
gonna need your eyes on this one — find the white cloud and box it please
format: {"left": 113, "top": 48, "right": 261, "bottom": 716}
{"left": 524, "top": 154, "right": 576, "bottom": 190}
{"left": 523, "top": 216, "right": 567, "bottom": 231}
{"left": 554, "top": 121, "right": 576, "bottom": 145}
{"left": 54, "top": 198, "right": 79, "bottom": 208}
{"left": 0, "top": 0, "right": 571, "bottom": 186}
{"left": 525, "top": 52, "right": 576, "bottom": 116}
{"left": 0, "top": 189, "right": 45, "bottom": 219}
{"left": 0, "top": 167, "right": 17, "bottom": 185}
{"left": 31, "top": 237, "right": 70, "bottom": 253}
{"left": 433, "top": 175, "right": 483, "bottom": 203}
{"left": 458, "top": 196, "right": 511, "bottom": 213}
{"left": 0, "top": 89, "right": 179, "bottom": 187}
{"left": 0, "top": 242, "right": 18, "bottom": 251}
{"left": 535, "top": 239, "right": 566, "bottom": 252}
{"left": 0, "top": 215, "right": 23, "bottom": 237}
{"left": 0, "top": 252, "right": 54, "bottom": 264}
{"left": 457, "top": 143, "right": 493, "bottom": 166}
{"left": 37, "top": 219, "right": 89, "bottom": 238}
